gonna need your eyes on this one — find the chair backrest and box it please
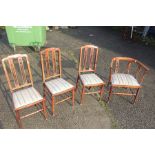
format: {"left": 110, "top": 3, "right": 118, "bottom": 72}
{"left": 111, "top": 57, "right": 136, "bottom": 74}
{"left": 40, "top": 48, "right": 62, "bottom": 82}
{"left": 2, "top": 54, "right": 33, "bottom": 93}
{"left": 78, "top": 45, "right": 99, "bottom": 74}
{"left": 110, "top": 57, "right": 149, "bottom": 83}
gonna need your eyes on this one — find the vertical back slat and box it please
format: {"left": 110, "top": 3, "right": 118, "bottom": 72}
{"left": 18, "top": 56, "right": 27, "bottom": 84}
{"left": 83, "top": 48, "right": 88, "bottom": 70}
{"left": 94, "top": 47, "right": 98, "bottom": 72}
{"left": 52, "top": 49, "right": 56, "bottom": 75}
{"left": 79, "top": 48, "right": 83, "bottom": 73}
{"left": 89, "top": 47, "right": 94, "bottom": 70}
{"left": 8, "top": 58, "right": 19, "bottom": 87}
{"left": 126, "top": 62, "right": 132, "bottom": 74}
{"left": 115, "top": 59, "right": 119, "bottom": 73}
{"left": 45, "top": 49, "right": 50, "bottom": 76}
{"left": 58, "top": 49, "right": 62, "bottom": 77}
{"left": 26, "top": 56, "right": 33, "bottom": 86}
{"left": 40, "top": 52, "right": 46, "bottom": 82}
{"left": 2, "top": 60, "right": 13, "bottom": 92}
{"left": 135, "top": 65, "right": 141, "bottom": 79}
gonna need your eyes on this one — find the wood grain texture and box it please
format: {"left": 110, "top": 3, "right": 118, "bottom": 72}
{"left": 76, "top": 45, "right": 105, "bottom": 104}
{"left": 2, "top": 54, "right": 46, "bottom": 128}
{"left": 108, "top": 57, "right": 149, "bottom": 104}
{"left": 40, "top": 48, "right": 75, "bottom": 115}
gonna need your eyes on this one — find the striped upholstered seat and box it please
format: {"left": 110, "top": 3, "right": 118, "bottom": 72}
{"left": 111, "top": 73, "right": 140, "bottom": 87}
{"left": 13, "top": 87, "right": 43, "bottom": 109}
{"left": 80, "top": 73, "right": 104, "bottom": 86}
{"left": 45, "top": 78, "right": 74, "bottom": 95}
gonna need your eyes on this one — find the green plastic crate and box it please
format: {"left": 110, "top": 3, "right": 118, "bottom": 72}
{"left": 5, "top": 26, "right": 46, "bottom": 51}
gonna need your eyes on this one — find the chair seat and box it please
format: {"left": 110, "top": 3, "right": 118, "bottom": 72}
{"left": 111, "top": 73, "right": 140, "bottom": 87}
{"left": 80, "top": 73, "right": 104, "bottom": 86}
{"left": 13, "top": 87, "right": 43, "bottom": 109}
{"left": 45, "top": 78, "right": 74, "bottom": 95}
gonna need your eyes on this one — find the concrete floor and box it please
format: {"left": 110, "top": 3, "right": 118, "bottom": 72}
{"left": 0, "top": 27, "right": 155, "bottom": 128}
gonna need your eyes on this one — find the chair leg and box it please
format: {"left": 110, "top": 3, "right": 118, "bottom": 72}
{"left": 107, "top": 86, "right": 113, "bottom": 103}
{"left": 100, "top": 85, "right": 104, "bottom": 101}
{"left": 43, "top": 84, "right": 46, "bottom": 98}
{"left": 15, "top": 110, "right": 22, "bottom": 128}
{"left": 75, "top": 75, "right": 80, "bottom": 91}
{"left": 107, "top": 81, "right": 111, "bottom": 88}
{"left": 80, "top": 86, "right": 85, "bottom": 104}
{"left": 51, "top": 96, "right": 55, "bottom": 116}
{"left": 42, "top": 99, "right": 47, "bottom": 120}
{"left": 72, "top": 89, "right": 75, "bottom": 111}
{"left": 133, "top": 88, "right": 140, "bottom": 104}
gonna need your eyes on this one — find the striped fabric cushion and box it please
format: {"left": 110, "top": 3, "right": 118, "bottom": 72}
{"left": 80, "top": 73, "right": 104, "bottom": 86}
{"left": 111, "top": 73, "right": 140, "bottom": 86}
{"left": 13, "top": 87, "right": 43, "bottom": 109}
{"left": 45, "top": 78, "right": 74, "bottom": 95}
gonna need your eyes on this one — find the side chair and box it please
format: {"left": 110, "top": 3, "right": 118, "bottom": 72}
{"left": 76, "top": 45, "right": 105, "bottom": 104}
{"left": 40, "top": 48, "right": 75, "bottom": 115}
{"left": 2, "top": 54, "right": 47, "bottom": 128}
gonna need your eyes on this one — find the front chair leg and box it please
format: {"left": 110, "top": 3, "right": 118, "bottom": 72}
{"left": 133, "top": 88, "right": 140, "bottom": 104}
{"left": 72, "top": 88, "right": 75, "bottom": 111}
{"left": 51, "top": 96, "right": 55, "bottom": 116}
{"left": 42, "top": 99, "right": 47, "bottom": 120}
{"left": 15, "top": 110, "right": 22, "bottom": 128}
{"left": 80, "top": 86, "right": 85, "bottom": 104}
{"left": 107, "top": 86, "right": 113, "bottom": 103}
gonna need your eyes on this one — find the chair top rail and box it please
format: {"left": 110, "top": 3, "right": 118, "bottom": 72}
{"left": 111, "top": 57, "right": 149, "bottom": 71}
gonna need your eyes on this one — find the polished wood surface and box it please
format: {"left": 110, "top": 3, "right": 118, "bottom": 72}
{"left": 2, "top": 54, "right": 47, "bottom": 128}
{"left": 40, "top": 48, "right": 75, "bottom": 115}
{"left": 108, "top": 57, "right": 149, "bottom": 104}
{"left": 76, "top": 45, "right": 105, "bottom": 104}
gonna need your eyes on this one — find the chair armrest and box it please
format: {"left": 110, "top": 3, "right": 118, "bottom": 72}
{"left": 135, "top": 61, "right": 149, "bottom": 84}
{"left": 137, "top": 60, "right": 149, "bottom": 72}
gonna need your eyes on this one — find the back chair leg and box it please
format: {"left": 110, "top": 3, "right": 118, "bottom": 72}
{"left": 108, "top": 86, "right": 113, "bottom": 103}
{"left": 75, "top": 75, "right": 80, "bottom": 91}
{"left": 72, "top": 89, "right": 75, "bottom": 111}
{"left": 80, "top": 86, "right": 85, "bottom": 104}
{"left": 100, "top": 85, "right": 104, "bottom": 101}
{"left": 51, "top": 96, "right": 55, "bottom": 116}
{"left": 15, "top": 110, "right": 22, "bottom": 128}
{"left": 107, "top": 81, "right": 111, "bottom": 88}
{"left": 42, "top": 99, "right": 47, "bottom": 119}
{"left": 133, "top": 88, "right": 140, "bottom": 104}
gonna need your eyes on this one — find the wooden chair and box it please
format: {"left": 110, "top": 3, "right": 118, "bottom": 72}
{"left": 2, "top": 54, "right": 47, "bottom": 128}
{"left": 76, "top": 45, "right": 105, "bottom": 104}
{"left": 108, "top": 57, "right": 149, "bottom": 103}
{"left": 40, "top": 48, "right": 75, "bottom": 115}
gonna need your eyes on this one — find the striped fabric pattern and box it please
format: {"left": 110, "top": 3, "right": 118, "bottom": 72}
{"left": 80, "top": 73, "right": 104, "bottom": 86}
{"left": 112, "top": 73, "right": 140, "bottom": 86}
{"left": 45, "top": 78, "right": 74, "bottom": 95}
{"left": 13, "top": 87, "right": 43, "bottom": 109}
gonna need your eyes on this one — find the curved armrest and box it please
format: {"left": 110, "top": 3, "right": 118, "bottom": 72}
{"left": 137, "top": 60, "right": 149, "bottom": 72}
{"left": 135, "top": 61, "right": 149, "bottom": 84}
